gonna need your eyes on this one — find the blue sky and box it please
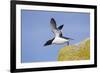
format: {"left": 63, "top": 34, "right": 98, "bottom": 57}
{"left": 21, "top": 10, "right": 90, "bottom": 63}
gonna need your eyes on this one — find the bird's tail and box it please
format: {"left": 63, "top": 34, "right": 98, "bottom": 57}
{"left": 62, "top": 36, "right": 74, "bottom": 40}
{"left": 69, "top": 38, "right": 74, "bottom": 40}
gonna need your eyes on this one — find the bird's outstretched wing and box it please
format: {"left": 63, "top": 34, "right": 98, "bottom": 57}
{"left": 44, "top": 38, "right": 54, "bottom": 46}
{"left": 58, "top": 24, "right": 64, "bottom": 30}
{"left": 50, "top": 18, "right": 57, "bottom": 30}
{"left": 50, "top": 18, "right": 62, "bottom": 37}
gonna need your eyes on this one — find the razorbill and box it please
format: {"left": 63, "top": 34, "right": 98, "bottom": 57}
{"left": 44, "top": 18, "right": 73, "bottom": 46}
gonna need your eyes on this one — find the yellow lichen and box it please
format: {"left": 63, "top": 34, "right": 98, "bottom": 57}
{"left": 58, "top": 38, "right": 90, "bottom": 61}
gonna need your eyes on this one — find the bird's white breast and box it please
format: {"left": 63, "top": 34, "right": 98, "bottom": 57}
{"left": 52, "top": 37, "right": 69, "bottom": 44}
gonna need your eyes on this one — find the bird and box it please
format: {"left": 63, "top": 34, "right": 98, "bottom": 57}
{"left": 44, "top": 18, "right": 73, "bottom": 46}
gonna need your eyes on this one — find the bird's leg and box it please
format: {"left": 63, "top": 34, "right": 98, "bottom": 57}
{"left": 67, "top": 41, "right": 69, "bottom": 46}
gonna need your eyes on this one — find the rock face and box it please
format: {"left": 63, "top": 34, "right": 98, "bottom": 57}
{"left": 58, "top": 38, "right": 90, "bottom": 61}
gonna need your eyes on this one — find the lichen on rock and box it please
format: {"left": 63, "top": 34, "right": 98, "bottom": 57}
{"left": 58, "top": 38, "right": 90, "bottom": 61}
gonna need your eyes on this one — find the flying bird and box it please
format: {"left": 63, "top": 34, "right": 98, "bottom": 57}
{"left": 44, "top": 18, "right": 73, "bottom": 46}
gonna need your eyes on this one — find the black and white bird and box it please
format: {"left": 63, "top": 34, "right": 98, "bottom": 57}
{"left": 44, "top": 18, "right": 73, "bottom": 46}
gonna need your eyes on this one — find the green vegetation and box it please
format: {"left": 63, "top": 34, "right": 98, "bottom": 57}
{"left": 58, "top": 38, "right": 90, "bottom": 61}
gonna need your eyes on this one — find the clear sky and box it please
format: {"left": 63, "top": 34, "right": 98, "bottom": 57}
{"left": 21, "top": 10, "right": 90, "bottom": 63}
